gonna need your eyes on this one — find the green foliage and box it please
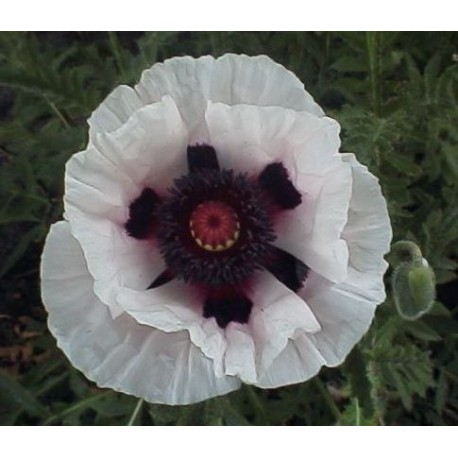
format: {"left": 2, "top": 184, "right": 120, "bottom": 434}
{"left": 1, "top": 32, "right": 458, "bottom": 426}
{"left": 338, "top": 398, "right": 377, "bottom": 426}
{"left": 371, "top": 343, "right": 434, "bottom": 412}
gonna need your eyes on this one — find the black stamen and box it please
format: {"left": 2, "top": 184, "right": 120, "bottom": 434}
{"left": 263, "top": 245, "right": 309, "bottom": 292}
{"left": 147, "top": 269, "right": 175, "bottom": 289}
{"left": 203, "top": 293, "right": 253, "bottom": 328}
{"left": 258, "top": 162, "right": 302, "bottom": 210}
{"left": 187, "top": 144, "right": 220, "bottom": 173}
{"left": 125, "top": 188, "right": 160, "bottom": 239}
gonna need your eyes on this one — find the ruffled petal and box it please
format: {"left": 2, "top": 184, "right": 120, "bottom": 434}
{"left": 206, "top": 101, "right": 342, "bottom": 174}
{"left": 256, "top": 334, "right": 326, "bottom": 389}
{"left": 61, "top": 212, "right": 164, "bottom": 317}
{"left": 205, "top": 101, "right": 351, "bottom": 282}
{"left": 88, "top": 85, "right": 144, "bottom": 137}
{"left": 66, "top": 98, "right": 187, "bottom": 219}
{"left": 302, "top": 276, "right": 378, "bottom": 366}
{"left": 41, "top": 221, "right": 240, "bottom": 405}
{"left": 341, "top": 153, "right": 392, "bottom": 302}
{"left": 64, "top": 97, "right": 188, "bottom": 314}
{"left": 116, "top": 282, "right": 227, "bottom": 378}
{"left": 209, "top": 54, "right": 324, "bottom": 116}
{"left": 205, "top": 102, "right": 279, "bottom": 173}
{"left": 274, "top": 163, "right": 352, "bottom": 284}
{"left": 136, "top": 56, "right": 215, "bottom": 143}
{"left": 299, "top": 154, "right": 392, "bottom": 366}
{"left": 223, "top": 271, "right": 320, "bottom": 384}
{"left": 136, "top": 54, "right": 324, "bottom": 142}
{"left": 224, "top": 323, "right": 258, "bottom": 383}
{"left": 64, "top": 147, "right": 135, "bottom": 224}
{"left": 249, "top": 271, "right": 321, "bottom": 374}
{"left": 92, "top": 95, "right": 189, "bottom": 190}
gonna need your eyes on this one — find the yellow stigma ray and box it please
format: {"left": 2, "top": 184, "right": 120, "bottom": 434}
{"left": 194, "top": 230, "right": 240, "bottom": 252}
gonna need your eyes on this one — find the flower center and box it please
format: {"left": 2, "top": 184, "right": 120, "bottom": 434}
{"left": 190, "top": 201, "right": 240, "bottom": 252}
{"left": 125, "top": 144, "right": 309, "bottom": 328}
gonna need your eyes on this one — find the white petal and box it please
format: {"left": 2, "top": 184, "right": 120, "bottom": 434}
{"left": 65, "top": 97, "right": 187, "bottom": 218}
{"left": 88, "top": 85, "right": 144, "bottom": 137}
{"left": 275, "top": 163, "right": 352, "bottom": 283}
{"left": 210, "top": 54, "right": 324, "bottom": 116}
{"left": 136, "top": 56, "right": 215, "bottom": 143}
{"left": 62, "top": 211, "right": 164, "bottom": 317}
{"left": 117, "top": 281, "right": 202, "bottom": 332}
{"left": 224, "top": 323, "right": 258, "bottom": 383}
{"left": 92, "top": 95, "right": 189, "bottom": 190}
{"left": 116, "top": 282, "right": 227, "bottom": 378}
{"left": 249, "top": 271, "right": 320, "bottom": 374}
{"left": 223, "top": 271, "right": 320, "bottom": 384}
{"left": 64, "top": 146, "right": 137, "bottom": 224}
{"left": 206, "top": 101, "right": 341, "bottom": 174}
{"left": 205, "top": 101, "right": 350, "bottom": 282}
{"left": 256, "top": 334, "right": 325, "bottom": 389}
{"left": 41, "top": 221, "right": 240, "bottom": 405}
{"left": 64, "top": 97, "right": 188, "bottom": 314}
{"left": 299, "top": 155, "right": 392, "bottom": 366}
{"left": 136, "top": 54, "right": 324, "bottom": 142}
{"left": 64, "top": 142, "right": 161, "bottom": 316}
{"left": 341, "top": 153, "right": 392, "bottom": 302}
{"left": 205, "top": 102, "right": 279, "bottom": 173}
{"left": 303, "top": 277, "right": 378, "bottom": 366}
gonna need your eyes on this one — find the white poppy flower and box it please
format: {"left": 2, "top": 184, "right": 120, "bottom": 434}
{"left": 41, "top": 54, "right": 392, "bottom": 405}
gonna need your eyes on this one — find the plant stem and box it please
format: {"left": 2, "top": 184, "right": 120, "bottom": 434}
{"left": 367, "top": 361, "right": 386, "bottom": 425}
{"left": 391, "top": 240, "right": 424, "bottom": 264}
{"left": 366, "top": 31, "right": 381, "bottom": 116}
{"left": 127, "top": 399, "right": 144, "bottom": 426}
{"left": 355, "top": 397, "right": 361, "bottom": 426}
{"left": 47, "top": 98, "right": 71, "bottom": 129}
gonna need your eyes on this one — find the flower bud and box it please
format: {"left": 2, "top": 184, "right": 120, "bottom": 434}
{"left": 391, "top": 242, "right": 435, "bottom": 320}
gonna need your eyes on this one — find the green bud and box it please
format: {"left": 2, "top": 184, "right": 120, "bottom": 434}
{"left": 390, "top": 242, "right": 436, "bottom": 321}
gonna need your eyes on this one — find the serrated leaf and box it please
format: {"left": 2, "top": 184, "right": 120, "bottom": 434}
{"left": 338, "top": 398, "right": 377, "bottom": 426}
{"left": 374, "top": 344, "right": 434, "bottom": 411}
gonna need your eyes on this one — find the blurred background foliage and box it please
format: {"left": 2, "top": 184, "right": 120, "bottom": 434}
{"left": 0, "top": 31, "right": 457, "bottom": 426}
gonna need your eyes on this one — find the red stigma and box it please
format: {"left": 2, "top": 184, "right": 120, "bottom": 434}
{"left": 190, "top": 201, "right": 240, "bottom": 251}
